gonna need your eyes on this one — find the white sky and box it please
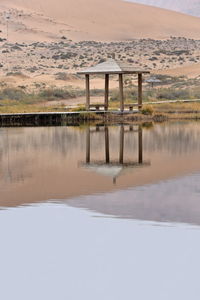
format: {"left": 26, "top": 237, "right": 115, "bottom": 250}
{"left": 127, "top": 0, "right": 200, "bottom": 16}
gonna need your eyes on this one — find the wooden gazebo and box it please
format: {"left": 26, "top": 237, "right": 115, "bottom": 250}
{"left": 77, "top": 59, "right": 150, "bottom": 111}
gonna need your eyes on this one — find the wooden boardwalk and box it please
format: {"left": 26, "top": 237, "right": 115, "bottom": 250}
{"left": 0, "top": 110, "right": 138, "bottom": 127}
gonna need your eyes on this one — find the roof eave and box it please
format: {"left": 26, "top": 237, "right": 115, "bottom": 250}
{"left": 77, "top": 71, "right": 150, "bottom": 75}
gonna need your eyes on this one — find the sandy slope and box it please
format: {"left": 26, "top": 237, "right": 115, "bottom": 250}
{"left": 158, "top": 63, "right": 200, "bottom": 78}
{"left": 1, "top": 0, "right": 200, "bottom": 42}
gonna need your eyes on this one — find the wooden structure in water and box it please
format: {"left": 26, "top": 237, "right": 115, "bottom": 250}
{"left": 77, "top": 59, "right": 150, "bottom": 111}
{"left": 81, "top": 125, "right": 150, "bottom": 184}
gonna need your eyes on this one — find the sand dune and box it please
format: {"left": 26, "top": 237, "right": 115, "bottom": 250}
{"left": 158, "top": 63, "right": 200, "bottom": 78}
{"left": 1, "top": 0, "right": 200, "bottom": 42}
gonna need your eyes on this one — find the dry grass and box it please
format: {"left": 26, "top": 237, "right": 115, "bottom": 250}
{"left": 153, "top": 102, "right": 200, "bottom": 112}
{"left": 0, "top": 101, "right": 68, "bottom": 114}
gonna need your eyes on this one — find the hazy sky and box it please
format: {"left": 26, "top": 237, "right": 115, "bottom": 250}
{"left": 128, "top": 0, "right": 200, "bottom": 17}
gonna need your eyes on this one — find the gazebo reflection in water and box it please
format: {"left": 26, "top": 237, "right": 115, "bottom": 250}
{"left": 81, "top": 125, "right": 150, "bottom": 184}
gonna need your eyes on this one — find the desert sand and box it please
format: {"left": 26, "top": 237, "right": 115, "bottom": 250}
{"left": 0, "top": 0, "right": 200, "bottom": 42}
{"left": 0, "top": 0, "right": 200, "bottom": 106}
{"left": 158, "top": 63, "right": 200, "bottom": 78}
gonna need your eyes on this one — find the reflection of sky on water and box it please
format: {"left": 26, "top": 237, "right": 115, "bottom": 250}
{"left": 66, "top": 172, "right": 200, "bottom": 225}
{"left": 0, "top": 203, "right": 200, "bottom": 300}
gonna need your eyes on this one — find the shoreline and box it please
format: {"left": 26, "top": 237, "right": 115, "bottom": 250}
{"left": 1, "top": 110, "right": 200, "bottom": 126}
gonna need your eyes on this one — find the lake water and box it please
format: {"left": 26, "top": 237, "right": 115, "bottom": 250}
{"left": 1, "top": 122, "right": 200, "bottom": 299}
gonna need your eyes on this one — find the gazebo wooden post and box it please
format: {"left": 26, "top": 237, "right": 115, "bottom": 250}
{"left": 85, "top": 74, "right": 90, "bottom": 110}
{"left": 138, "top": 73, "right": 143, "bottom": 110}
{"left": 105, "top": 74, "right": 109, "bottom": 111}
{"left": 119, "top": 74, "right": 124, "bottom": 112}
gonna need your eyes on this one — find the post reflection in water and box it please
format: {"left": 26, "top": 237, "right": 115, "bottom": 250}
{"left": 83, "top": 124, "right": 150, "bottom": 184}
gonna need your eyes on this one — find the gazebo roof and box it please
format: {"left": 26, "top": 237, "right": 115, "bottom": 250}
{"left": 77, "top": 59, "right": 150, "bottom": 75}
{"left": 81, "top": 161, "right": 150, "bottom": 176}
{"left": 81, "top": 161, "right": 150, "bottom": 184}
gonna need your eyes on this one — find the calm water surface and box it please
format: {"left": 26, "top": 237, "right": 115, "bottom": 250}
{"left": 1, "top": 122, "right": 200, "bottom": 299}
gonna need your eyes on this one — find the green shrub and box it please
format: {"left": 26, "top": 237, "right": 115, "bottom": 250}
{"left": 156, "top": 88, "right": 190, "bottom": 100}
{"left": 153, "top": 113, "right": 168, "bottom": 122}
{"left": 39, "top": 88, "right": 77, "bottom": 100}
{"left": 55, "top": 72, "right": 69, "bottom": 80}
{"left": 72, "top": 105, "right": 86, "bottom": 112}
{"left": 141, "top": 106, "right": 154, "bottom": 115}
{"left": 0, "top": 88, "right": 26, "bottom": 101}
{"left": 90, "top": 89, "right": 104, "bottom": 96}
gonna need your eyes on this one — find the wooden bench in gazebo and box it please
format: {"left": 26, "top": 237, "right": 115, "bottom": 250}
{"left": 77, "top": 59, "right": 150, "bottom": 111}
